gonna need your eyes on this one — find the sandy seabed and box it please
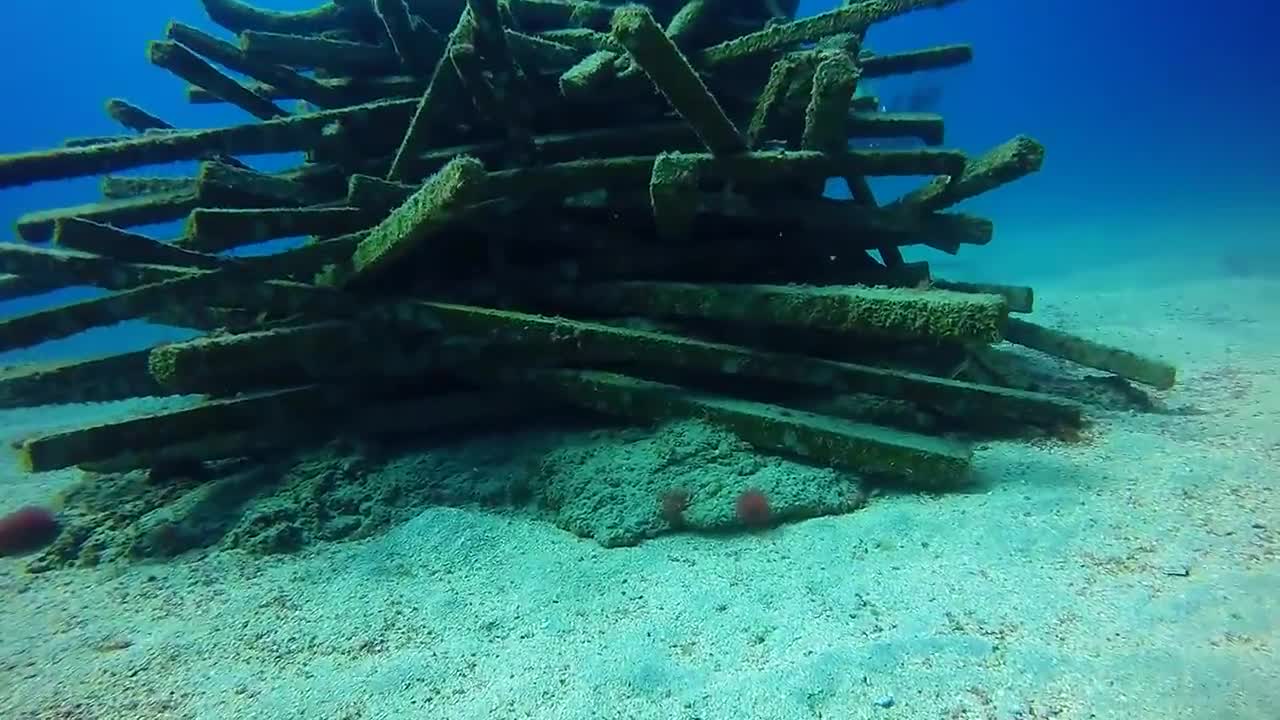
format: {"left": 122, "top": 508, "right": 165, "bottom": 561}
{"left": 1, "top": 258, "right": 1276, "bottom": 720}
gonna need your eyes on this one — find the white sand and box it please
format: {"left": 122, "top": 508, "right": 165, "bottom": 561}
{"left": 1, "top": 260, "right": 1277, "bottom": 720}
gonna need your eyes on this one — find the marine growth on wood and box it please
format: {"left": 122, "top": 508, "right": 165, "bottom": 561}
{"left": 0, "top": 0, "right": 1177, "bottom": 495}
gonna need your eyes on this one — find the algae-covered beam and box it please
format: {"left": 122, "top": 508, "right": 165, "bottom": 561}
{"left": 507, "top": 29, "right": 582, "bottom": 70}
{"left": 64, "top": 134, "right": 147, "bottom": 148}
{"left": 484, "top": 148, "right": 968, "bottom": 200}
{"left": 649, "top": 152, "right": 701, "bottom": 239}
{"left": 179, "top": 206, "right": 369, "bottom": 253}
{"left": 237, "top": 231, "right": 367, "bottom": 280}
{"left": 348, "top": 155, "right": 488, "bottom": 284}
{"left": 0, "top": 350, "right": 164, "bottom": 410}
{"left": 859, "top": 43, "right": 972, "bottom": 78}
{"left": 0, "top": 271, "right": 212, "bottom": 353}
{"left": 101, "top": 100, "right": 253, "bottom": 171}
{"left": 15, "top": 384, "right": 361, "bottom": 472}
{"left": 374, "top": 0, "right": 445, "bottom": 73}
{"left": 377, "top": 112, "right": 931, "bottom": 183}
{"left": 463, "top": 0, "right": 538, "bottom": 158}
{"left": 186, "top": 75, "right": 427, "bottom": 105}
{"left": 801, "top": 51, "right": 860, "bottom": 155}
{"left": 346, "top": 173, "right": 419, "bottom": 215}
{"left": 15, "top": 191, "right": 198, "bottom": 242}
{"left": 745, "top": 52, "right": 809, "bottom": 148}
{"left": 894, "top": 134, "right": 1045, "bottom": 212}
{"left": 73, "top": 389, "right": 542, "bottom": 475}
{"left": 845, "top": 110, "right": 944, "bottom": 145}
{"left": 167, "top": 21, "right": 337, "bottom": 108}
{"left": 0, "top": 98, "right": 417, "bottom": 188}
{"left": 467, "top": 0, "right": 523, "bottom": 91}
{"left": 0, "top": 243, "right": 192, "bottom": 290}
{"left": 200, "top": 0, "right": 362, "bottom": 34}
{"left": 539, "top": 281, "right": 1008, "bottom": 343}
{"left": 195, "top": 159, "right": 338, "bottom": 208}
{"left": 610, "top": 5, "right": 746, "bottom": 155}
{"left": 386, "top": 7, "right": 476, "bottom": 179}
{"left": 402, "top": 121, "right": 695, "bottom": 181}
{"left": 932, "top": 279, "right": 1033, "bottom": 314}
{"left": 801, "top": 50, "right": 904, "bottom": 267}
{"left": 73, "top": 428, "right": 302, "bottom": 476}
{"left": 537, "top": 28, "right": 623, "bottom": 54}
{"left": 147, "top": 315, "right": 475, "bottom": 394}
{"left": 699, "top": 0, "right": 965, "bottom": 66}
{"left": 507, "top": 0, "right": 613, "bottom": 30}
{"left": 558, "top": 51, "right": 635, "bottom": 100}
{"left": 399, "top": 302, "right": 1082, "bottom": 430}
{"left": 1003, "top": 317, "right": 1176, "bottom": 390}
{"left": 694, "top": 192, "right": 991, "bottom": 249}
{"left": 521, "top": 369, "right": 974, "bottom": 488}
{"left": 239, "top": 30, "right": 399, "bottom": 74}
{"left": 148, "top": 321, "right": 366, "bottom": 392}
{"left": 53, "top": 219, "right": 222, "bottom": 270}
{"left": 529, "top": 188, "right": 990, "bottom": 253}
{"left": 149, "top": 319, "right": 358, "bottom": 389}
{"left": 355, "top": 150, "right": 968, "bottom": 229}
{"left": 0, "top": 274, "right": 62, "bottom": 302}
{"left": 148, "top": 40, "right": 288, "bottom": 121}
{"left": 449, "top": 43, "right": 510, "bottom": 137}
{"left": 0, "top": 269, "right": 351, "bottom": 353}
{"left": 101, "top": 176, "right": 197, "bottom": 199}
{"left": 665, "top": 0, "right": 716, "bottom": 49}
{"left": 104, "top": 99, "right": 170, "bottom": 133}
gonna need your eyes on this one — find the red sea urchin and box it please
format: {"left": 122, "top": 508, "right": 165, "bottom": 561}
{"left": 0, "top": 505, "right": 60, "bottom": 556}
{"left": 735, "top": 489, "right": 771, "bottom": 528}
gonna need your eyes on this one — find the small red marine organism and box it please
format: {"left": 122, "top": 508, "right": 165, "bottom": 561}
{"left": 735, "top": 488, "right": 771, "bottom": 529}
{"left": 660, "top": 487, "right": 691, "bottom": 528}
{"left": 0, "top": 505, "right": 60, "bottom": 556}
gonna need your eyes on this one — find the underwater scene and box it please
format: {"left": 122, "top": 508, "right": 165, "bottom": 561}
{"left": 0, "top": 0, "right": 1275, "bottom": 717}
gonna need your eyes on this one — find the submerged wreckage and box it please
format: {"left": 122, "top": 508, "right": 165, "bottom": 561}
{"left": 0, "top": 0, "right": 1175, "bottom": 565}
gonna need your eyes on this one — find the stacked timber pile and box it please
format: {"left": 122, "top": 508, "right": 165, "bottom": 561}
{"left": 0, "top": 0, "right": 1177, "bottom": 560}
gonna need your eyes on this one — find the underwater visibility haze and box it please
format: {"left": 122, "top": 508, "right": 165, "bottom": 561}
{"left": 0, "top": 0, "right": 1276, "bottom": 718}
